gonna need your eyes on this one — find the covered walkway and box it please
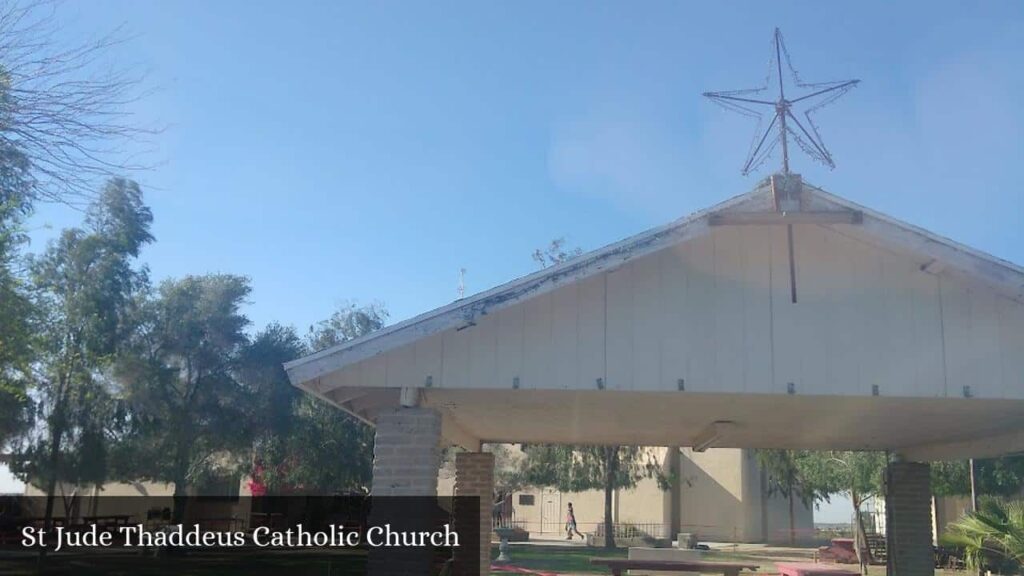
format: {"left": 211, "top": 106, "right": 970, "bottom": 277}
{"left": 287, "top": 174, "right": 1024, "bottom": 576}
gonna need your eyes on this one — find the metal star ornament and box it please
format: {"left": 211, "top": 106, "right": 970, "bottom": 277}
{"left": 704, "top": 28, "right": 859, "bottom": 175}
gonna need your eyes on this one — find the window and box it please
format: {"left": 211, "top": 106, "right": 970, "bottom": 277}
{"left": 518, "top": 494, "right": 535, "bottom": 506}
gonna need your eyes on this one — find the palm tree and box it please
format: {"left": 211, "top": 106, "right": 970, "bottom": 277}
{"left": 943, "top": 498, "right": 1024, "bottom": 573}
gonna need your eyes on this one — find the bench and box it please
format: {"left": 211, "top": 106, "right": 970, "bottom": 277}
{"left": 590, "top": 558, "right": 759, "bottom": 576}
{"left": 776, "top": 562, "right": 861, "bottom": 576}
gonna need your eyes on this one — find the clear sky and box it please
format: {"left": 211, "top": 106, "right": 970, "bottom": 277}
{"left": 9, "top": 1, "right": 1024, "bottom": 520}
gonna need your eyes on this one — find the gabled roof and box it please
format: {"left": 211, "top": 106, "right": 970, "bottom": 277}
{"left": 285, "top": 176, "right": 1024, "bottom": 387}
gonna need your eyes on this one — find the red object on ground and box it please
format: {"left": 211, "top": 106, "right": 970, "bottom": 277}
{"left": 816, "top": 538, "right": 858, "bottom": 564}
{"left": 776, "top": 562, "right": 861, "bottom": 576}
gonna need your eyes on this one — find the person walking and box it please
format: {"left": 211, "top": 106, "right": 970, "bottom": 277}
{"left": 565, "top": 502, "right": 584, "bottom": 541}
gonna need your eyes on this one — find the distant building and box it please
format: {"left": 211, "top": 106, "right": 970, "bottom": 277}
{"left": 440, "top": 446, "right": 814, "bottom": 544}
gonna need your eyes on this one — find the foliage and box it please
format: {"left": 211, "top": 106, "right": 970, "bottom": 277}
{"left": 756, "top": 449, "right": 828, "bottom": 545}
{"left": 11, "top": 178, "right": 152, "bottom": 528}
{"left": 942, "top": 498, "right": 1024, "bottom": 573}
{"left": 114, "top": 274, "right": 252, "bottom": 518}
{"left": 0, "top": 178, "right": 32, "bottom": 446}
{"left": 796, "top": 450, "right": 888, "bottom": 563}
{"left": 520, "top": 445, "right": 664, "bottom": 493}
{"left": 531, "top": 237, "right": 583, "bottom": 269}
{"left": 932, "top": 457, "right": 1024, "bottom": 498}
{"left": 520, "top": 444, "right": 666, "bottom": 548}
{"left": 249, "top": 304, "right": 386, "bottom": 495}
{"left": 307, "top": 301, "right": 388, "bottom": 352}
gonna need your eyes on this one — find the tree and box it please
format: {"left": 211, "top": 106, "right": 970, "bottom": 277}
{"left": 943, "top": 498, "right": 1024, "bottom": 574}
{"left": 115, "top": 274, "right": 252, "bottom": 522}
{"left": 520, "top": 444, "right": 666, "bottom": 548}
{"left": 11, "top": 178, "right": 152, "bottom": 536}
{"left": 0, "top": 178, "right": 32, "bottom": 447}
{"left": 756, "top": 449, "right": 825, "bottom": 546}
{"left": 247, "top": 304, "right": 387, "bottom": 495}
{"left": 0, "top": 0, "right": 156, "bottom": 205}
{"left": 932, "top": 457, "right": 1024, "bottom": 499}
{"left": 306, "top": 301, "right": 388, "bottom": 352}
{"left": 798, "top": 451, "right": 888, "bottom": 565}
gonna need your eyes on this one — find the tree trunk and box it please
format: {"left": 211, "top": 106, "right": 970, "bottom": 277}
{"left": 171, "top": 432, "right": 190, "bottom": 524}
{"left": 787, "top": 484, "right": 796, "bottom": 546}
{"left": 38, "top": 407, "right": 66, "bottom": 565}
{"left": 852, "top": 491, "right": 874, "bottom": 571}
{"left": 603, "top": 446, "right": 617, "bottom": 549}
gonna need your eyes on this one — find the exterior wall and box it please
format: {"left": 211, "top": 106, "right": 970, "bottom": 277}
{"left": 320, "top": 225, "right": 1024, "bottom": 402}
{"left": 932, "top": 495, "right": 971, "bottom": 544}
{"left": 456, "top": 445, "right": 812, "bottom": 543}
{"left": 22, "top": 479, "right": 251, "bottom": 524}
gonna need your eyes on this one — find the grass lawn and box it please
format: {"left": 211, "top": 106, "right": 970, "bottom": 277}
{"left": 489, "top": 544, "right": 969, "bottom": 575}
{"left": 491, "top": 545, "right": 627, "bottom": 574}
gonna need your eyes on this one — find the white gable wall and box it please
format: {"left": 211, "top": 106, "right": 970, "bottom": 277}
{"left": 318, "top": 224, "right": 1023, "bottom": 402}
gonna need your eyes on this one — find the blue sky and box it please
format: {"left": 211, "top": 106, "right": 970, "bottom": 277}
{"left": 9, "top": 1, "right": 1024, "bottom": 519}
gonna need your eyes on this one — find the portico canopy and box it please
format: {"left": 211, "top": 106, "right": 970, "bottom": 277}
{"left": 285, "top": 175, "right": 1024, "bottom": 461}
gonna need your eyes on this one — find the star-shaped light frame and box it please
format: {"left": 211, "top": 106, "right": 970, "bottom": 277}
{"left": 704, "top": 28, "right": 859, "bottom": 175}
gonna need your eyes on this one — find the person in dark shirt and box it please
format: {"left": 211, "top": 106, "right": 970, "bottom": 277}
{"left": 565, "top": 502, "right": 584, "bottom": 540}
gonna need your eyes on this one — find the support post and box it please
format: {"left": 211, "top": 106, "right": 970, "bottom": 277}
{"left": 368, "top": 407, "right": 442, "bottom": 576}
{"left": 884, "top": 461, "right": 932, "bottom": 576}
{"left": 454, "top": 452, "right": 494, "bottom": 576}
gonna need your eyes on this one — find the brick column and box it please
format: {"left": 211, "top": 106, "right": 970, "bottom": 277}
{"left": 371, "top": 407, "right": 441, "bottom": 496}
{"left": 455, "top": 452, "right": 494, "bottom": 576}
{"left": 884, "top": 461, "right": 932, "bottom": 576}
{"left": 368, "top": 408, "right": 442, "bottom": 576}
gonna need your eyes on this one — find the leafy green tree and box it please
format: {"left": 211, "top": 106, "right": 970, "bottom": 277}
{"left": 756, "top": 449, "right": 825, "bottom": 545}
{"left": 12, "top": 178, "right": 152, "bottom": 533}
{"left": 798, "top": 451, "right": 888, "bottom": 564}
{"left": 115, "top": 274, "right": 252, "bottom": 521}
{"left": 246, "top": 304, "right": 386, "bottom": 495}
{"left": 306, "top": 302, "right": 388, "bottom": 351}
{"left": 520, "top": 444, "right": 665, "bottom": 548}
{"left": 0, "top": 175, "right": 33, "bottom": 447}
{"left": 932, "top": 457, "right": 1024, "bottom": 498}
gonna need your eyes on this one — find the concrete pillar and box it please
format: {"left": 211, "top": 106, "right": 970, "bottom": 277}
{"left": 368, "top": 408, "right": 442, "bottom": 576}
{"left": 884, "top": 461, "right": 933, "bottom": 576}
{"left": 371, "top": 407, "right": 441, "bottom": 496}
{"left": 667, "top": 447, "right": 682, "bottom": 538}
{"left": 454, "top": 452, "right": 494, "bottom": 576}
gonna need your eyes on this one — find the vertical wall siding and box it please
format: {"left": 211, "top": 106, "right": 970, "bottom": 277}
{"left": 343, "top": 226, "right": 1022, "bottom": 400}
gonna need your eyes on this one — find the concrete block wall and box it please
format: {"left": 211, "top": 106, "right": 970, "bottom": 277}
{"left": 455, "top": 452, "right": 494, "bottom": 576}
{"left": 371, "top": 407, "right": 442, "bottom": 496}
{"left": 884, "top": 461, "right": 932, "bottom": 576}
{"left": 367, "top": 408, "right": 443, "bottom": 576}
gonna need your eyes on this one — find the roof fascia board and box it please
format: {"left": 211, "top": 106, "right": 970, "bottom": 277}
{"left": 804, "top": 182, "right": 1024, "bottom": 301}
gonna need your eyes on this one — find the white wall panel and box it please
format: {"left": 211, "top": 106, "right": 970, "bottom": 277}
{"left": 355, "top": 225, "right": 1024, "bottom": 401}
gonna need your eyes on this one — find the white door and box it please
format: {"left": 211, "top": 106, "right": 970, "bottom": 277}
{"left": 541, "top": 489, "right": 561, "bottom": 533}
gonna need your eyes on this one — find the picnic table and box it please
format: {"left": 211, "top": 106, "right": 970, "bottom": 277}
{"left": 590, "top": 557, "right": 759, "bottom": 576}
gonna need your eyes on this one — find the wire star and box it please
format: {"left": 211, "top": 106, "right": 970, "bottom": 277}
{"left": 704, "top": 28, "right": 859, "bottom": 175}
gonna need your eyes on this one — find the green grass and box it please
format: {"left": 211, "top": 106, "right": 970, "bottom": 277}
{"left": 491, "top": 544, "right": 627, "bottom": 575}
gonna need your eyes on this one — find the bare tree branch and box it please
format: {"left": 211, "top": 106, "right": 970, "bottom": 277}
{"left": 0, "top": 0, "right": 159, "bottom": 208}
